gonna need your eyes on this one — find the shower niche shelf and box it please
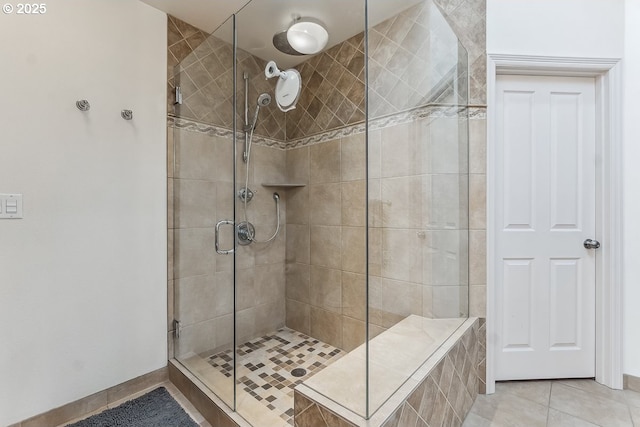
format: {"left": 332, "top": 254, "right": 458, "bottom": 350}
{"left": 261, "top": 183, "right": 306, "bottom": 188}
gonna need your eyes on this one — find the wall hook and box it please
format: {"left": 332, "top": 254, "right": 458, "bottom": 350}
{"left": 121, "top": 110, "right": 133, "bottom": 120}
{"left": 76, "top": 100, "right": 90, "bottom": 111}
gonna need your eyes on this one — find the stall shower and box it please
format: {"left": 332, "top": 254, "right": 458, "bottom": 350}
{"left": 167, "top": 0, "right": 484, "bottom": 425}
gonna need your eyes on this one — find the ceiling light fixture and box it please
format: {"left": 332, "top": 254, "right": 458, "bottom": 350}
{"left": 286, "top": 21, "right": 328, "bottom": 55}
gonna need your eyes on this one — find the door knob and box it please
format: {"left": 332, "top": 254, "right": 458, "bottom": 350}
{"left": 583, "top": 239, "right": 600, "bottom": 249}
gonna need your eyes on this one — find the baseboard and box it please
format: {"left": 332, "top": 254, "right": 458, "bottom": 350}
{"left": 13, "top": 366, "right": 168, "bottom": 427}
{"left": 624, "top": 374, "right": 640, "bottom": 392}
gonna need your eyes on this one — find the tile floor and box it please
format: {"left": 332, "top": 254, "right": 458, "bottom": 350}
{"left": 464, "top": 379, "right": 640, "bottom": 427}
{"left": 207, "top": 328, "right": 343, "bottom": 426}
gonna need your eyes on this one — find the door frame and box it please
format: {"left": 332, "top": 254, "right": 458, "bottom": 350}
{"left": 486, "top": 54, "right": 623, "bottom": 393}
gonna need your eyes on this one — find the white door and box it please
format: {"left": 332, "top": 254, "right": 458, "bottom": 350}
{"left": 494, "top": 75, "right": 597, "bottom": 380}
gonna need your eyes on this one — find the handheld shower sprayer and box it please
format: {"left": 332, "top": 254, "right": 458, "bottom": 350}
{"left": 257, "top": 93, "right": 272, "bottom": 107}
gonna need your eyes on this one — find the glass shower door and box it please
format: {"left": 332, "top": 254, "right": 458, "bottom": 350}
{"left": 170, "top": 15, "right": 237, "bottom": 411}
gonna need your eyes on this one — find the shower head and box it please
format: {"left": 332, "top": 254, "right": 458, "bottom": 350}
{"left": 257, "top": 93, "right": 272, "bottom": 107}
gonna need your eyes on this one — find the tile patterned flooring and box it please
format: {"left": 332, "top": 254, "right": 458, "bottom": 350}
{"left": 464, "top": 379, "right": 640, "bottom": 427}
{"left": 207, "top": 328, "right": 343, "bottom": 426}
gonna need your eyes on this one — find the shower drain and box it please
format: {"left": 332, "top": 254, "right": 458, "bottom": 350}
{"left": 291, "top": 368, "right": 307, "bottom": 377}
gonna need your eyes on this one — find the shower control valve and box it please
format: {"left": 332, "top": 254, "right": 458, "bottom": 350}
{"left": 238, "top": 187, "right": 254, "bottom": 203}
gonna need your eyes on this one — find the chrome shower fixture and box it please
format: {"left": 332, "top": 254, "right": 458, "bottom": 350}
{"left": 76, "top": 99, "right": 90, "bottom": 111}
{"left": 257, "top": 93, "right": 272, "bottom": 107}
{"left": 237, "top": 187, "right": 254, "bottom": 203}
{"left": 272, "top": 17, "right": 329, "bottom": 56}
{"left": 264, "top": 60, "right": 301, "bottom": 112}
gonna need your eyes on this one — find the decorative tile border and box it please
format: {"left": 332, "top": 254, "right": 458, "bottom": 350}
{"left": 169, "top": 103, "right": 477, "bottom": 152}
{"left": 286, "top": 104, "right": 470, "bottom": 149}
{"left": 468, "top": 106, "right": 487, "bottom": 120}
{"left": 168, "top": 116, "right": 287, "bottom": 150}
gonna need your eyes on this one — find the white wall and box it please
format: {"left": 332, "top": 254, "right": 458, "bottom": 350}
{"left": 487, "top": 0, "right": 640, "bottom": 377}
{"left": 0, "top": 1, "right": 167, "bottom": 425}
{"left": 623, "top": 0, "right": 640, "bottom": 378}
{"left": 487, "top": 0, "right": 624, "bottom": 58}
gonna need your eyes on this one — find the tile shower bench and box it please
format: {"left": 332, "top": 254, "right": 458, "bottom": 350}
{"left": 294, "top": 316, "right": 483, "bottom": 427}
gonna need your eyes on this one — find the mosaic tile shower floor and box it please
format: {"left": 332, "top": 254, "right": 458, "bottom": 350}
{"left": 207, "top": 328, "right": 343, "bottom": 426}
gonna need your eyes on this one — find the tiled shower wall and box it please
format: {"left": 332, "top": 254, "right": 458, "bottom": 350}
{"left": 169, "top": 125, "right": 287, "bottom": 358}
{"left": 284, "top": 111, "right": 469, "bottom": 352}
{"left": 166, "top": 0, "right": 487, "bottom": 357}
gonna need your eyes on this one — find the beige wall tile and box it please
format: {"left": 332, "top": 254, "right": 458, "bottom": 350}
{"left": 381, "top": 279, "right": 422, "bottom": 328}
{"left": 236, "top": 306, "right": 257, "bottom": 343}
{"left": 286, "top": 147, "right": 310, "bottom": 184}
{"left": 310, "top": 225, "right": 342, "bottom": 269}
{"left": 310, "top": 183, "right": 342, "bottom": 225}
{"left": 343, "top": 317, "right": 366, "bottom": 352}
{"left": 215, "top": 181, "right": 234, "bottom": 220}
{"left": 382, "top": 228, "right": 423, "bottom": 283}
{"left": 469, "top": 230, "right": 486, "bottom": 286}
{"left": 381, "top": 176, "right": 423, "bottom": 228}
{"left": 310, "top": 140, "right": 341, "bottom": 183}
{"left": 368, "top": 179, "right": 383, "bottom": 228}
{"left": 175, "top": 314, "right": 232, "bottom": 357}
{"left": 341, "top": 133, "right": 366, "bottom": 181}
{"left": 175, "top": 274, "right": 233, "bottom": 325}
{"left": 235, "top": 241, "right": 256, "bottom": 271}
{"left": 167, "top": 127, "right": 175, "bottom": 178}
{"left": 253, "top": 229, "right": 286, "bottom": 265}
{"left": 310, "top": 266, "right": 342, "bottom": 313}
{"left": 469, "top": 286, "right": 486, "bottom": 318}
{"left": 432, "top": 285, "right": 467, "bottom": 318}
{"left": 255, "top": 263, "right": 286, "bottom": 305}
{"left": 286, "top": 186, "right": 309, "bottom": 225}
{"left": 426, "top": 117, "right": 467, "bottom": 174}
{"left": 251, "top": 146, "right": 286, "bottom": 184}
{"left": 381, "top": 121, "right": 424, "bottom": 178}
{"left": 167, "top": 178, "right": 175, "bottom": 228}
{"left": 168, "top": 230, "right": 175, "bottom": 279}
{"left": 174, "top": 179, "right": 217, "bottom": 229}
{"left": 168, "top": 279, "right": 175, "bottom": 332}
{"left": 286, "top": 224, "right": 310, "bottom": 264}
{"left": 255, "top": 299, "right": 286, "bottom": 335}
{"left": 310, "top": 306, "right": 343, "bottom": 349}
{"left": 427, "top": 230, "right": 469, "bottom": 286}
{"left": 235, "top": 267, "right": 256, "bottom": 311}
{"left": 286, "top": 299, "right": 310, "bottom": 335}
{"left": 174, "top": 228, "right": 215, "bottom": 278}
{"left": 421, "top": 285, "right": 434, "bottom": 318}
{"left": 425, "top": 174, "right": 468, "bottom": 230}
{"left": 469, "top": 174, "right": 486, "bottom": 230}
{"left": 368, "top": 227, "right": 383, "bottom": 277}
{"left": 342, "top": 180, "right": 366, "bottom": 226}
{"left": 342, "top": 271, "right": 366, "bottom": 321}
{"left": 341, "top": 226, "right": 366, "bottom": 274}
{"left": 366, "top": 129, "right": 382, "bottom": 180}
{"left": 286, "top": 262, "right": 310, "bottom": 304}
{"left": 469, "top": 118, "right": 487, "bottom": 174}
{"left": 174, "top": 131, "right": 232, "bottom": 181}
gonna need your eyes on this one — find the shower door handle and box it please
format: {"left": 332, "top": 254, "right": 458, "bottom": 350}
{"left": 215, "top": 220, "right": 235, "bottom": 255}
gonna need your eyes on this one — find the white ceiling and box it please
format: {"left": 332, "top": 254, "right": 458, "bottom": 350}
{"left": 141, "top": 0, "right": 421, "bottom": 69}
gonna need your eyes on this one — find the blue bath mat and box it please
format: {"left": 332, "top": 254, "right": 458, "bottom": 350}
{"left": 66, "top": 387, "right": 198, "bottom": 427}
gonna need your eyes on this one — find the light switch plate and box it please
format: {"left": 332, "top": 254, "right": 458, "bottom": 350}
{"left": 0, "top": 194, "right": 23, "bottom": 219}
